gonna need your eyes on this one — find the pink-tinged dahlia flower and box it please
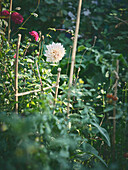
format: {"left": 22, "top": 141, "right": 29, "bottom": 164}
{"left": 11, "top": 12, "right": 24, "bottom": 24}
{"left": 1, "top": 10, "right": 10, "bottom": 16}
{"left": 14, "top": 54, "right": 16, "bottom": 58}
{"left": 29, "top": 31, "right": 39, "bottom": 41}
{"left": 44, "top": 42, "right": 65, "bottom": 63}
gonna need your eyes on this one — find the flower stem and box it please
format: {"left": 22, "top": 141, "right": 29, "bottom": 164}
{"left": 8, "top": 0, "right": 12, "bottom": 43}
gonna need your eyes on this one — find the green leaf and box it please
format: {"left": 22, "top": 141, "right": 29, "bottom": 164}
{"left": 101, "top": 65, "right": 106, "bottom": 74}
{"left": 19, "top": 27, "right": 27, "bottom": 30}
{"left": 44, "top": 0, "right": 54, "bottom": 4}
{"left": 40, "top": 16, "right": 47, "bottom": 22}
{"left": 69, "top": 113, "right": 81, "bottom": 118}
{"left": 48, "top": 28, "right": 56, "bottom": 31}
{"left": 92, "top": 21, "right": 98, "bottom": 30}
{"left": 59, "top": 149, "right": 69, "bottom": 158}
{"left": 78, "top": 45, "right": 86, "bottom": 52}
{"left": 0, "top": 29, "right": 5, "bottom": 35}
{"left": 62, "top": 10, "right": 68, "bottom": 15}
{"left": 27, "top": 58, "right": 34, "bottom": 63}
{"left": 91, "top": 122, "right": 111, "bottom": 146}
{"left": 118, "top": 54, "right": 128, "bottom": 67}
{"left": 31, "top": 101, "right": 35, "bottom": 105}
{"left": 93, "top": 152, "right": 108, "bottom": 167}
{"left": 0, "top": 83, "right": 3, "bottom": 87}
{"left": 104, "top": 106, "right": 113, "bottom": 113}
{"left": 82, "top": 143, "right": 108, "bottom": 167}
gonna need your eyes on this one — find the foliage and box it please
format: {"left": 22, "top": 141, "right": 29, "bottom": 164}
{"left": 0, "top": 33, "right": 110, "bottom": 169}
{"left": 0, "top": 0, "right": 128, "bottom": 169}
{"left": 0, "top": 94, "right": 108, "bottom": 170}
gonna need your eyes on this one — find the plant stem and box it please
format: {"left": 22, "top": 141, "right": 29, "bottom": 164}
{"left": 40, "top": 35, "right": 44, "bottom": 56}
{"left": 36, "top": 60, "right": 43, "bottom": 90}
{"left": 112, "top": 59, "right": 119, "bottom": 160}
{"left": 38, "top": 31, "right": 41, "bottom": 55}
{"left": 8, "top": 0, "right": 12, "bottom": 43}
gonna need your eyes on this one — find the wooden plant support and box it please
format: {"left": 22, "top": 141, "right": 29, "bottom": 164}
{"left": 15, "top": 68, "right": 61, "bottom": 98}
{"left": 8, "top": 0, "right": 12, "bottom": 43}
{"left": 67, "top": 0, "right": 82, "bottom": 114}
{"left": 15, "top": 34, "right": 21, "bottom": 114}
{"left": 55, "top": 68, "right": 61, "bottom": 101}
{"left": 15, "top": 85, "right": 56, "bottom": 97}
{"left": 15, "top": 48, "right": 61, "bottom": 112}
{"left": 112, "top": 59, "right": 119, "bottom": 159}
{"left": 53, "top": 68, "right": 61, "bottom": 115}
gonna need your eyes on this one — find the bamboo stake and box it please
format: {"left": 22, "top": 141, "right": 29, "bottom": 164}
{"left": 67, "top": 0, "right": 82, "bottom": 114}
{"left": 53, "top": 68, "right": 61, "bottom": 115}
{"left": 38, "top": 31, "right": 41, "bottom": 55}
{"left": 8, "top": 0, "right": 12, "bottom": 43}
{"left": 112, "top": 59, "right": 119, "bottom": 160}
{"left": 15, "top": 85, "right": 56, "bottom": 97}
{"left": 15, "top": 34, "right": 21, "bottom": 114}
{"left": 55, "top": 68, "right": 61, "bottom": 101}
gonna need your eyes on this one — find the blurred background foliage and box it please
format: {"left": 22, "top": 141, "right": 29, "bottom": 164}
{"left": 11, "top": 0, "right": 128, "bottom": 53}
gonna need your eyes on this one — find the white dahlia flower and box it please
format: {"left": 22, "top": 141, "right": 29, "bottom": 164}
{"left": 44, "top": 42, "right": 66, "bottom": 63}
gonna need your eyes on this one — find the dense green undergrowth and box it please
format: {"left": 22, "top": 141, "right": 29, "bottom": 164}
{"left": 0, "top": 0, "right": 128, "bottom": 169}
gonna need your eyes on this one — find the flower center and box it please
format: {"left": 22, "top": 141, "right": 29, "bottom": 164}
{"left": 52, "top": 50, "right": 59, "bottom": 58}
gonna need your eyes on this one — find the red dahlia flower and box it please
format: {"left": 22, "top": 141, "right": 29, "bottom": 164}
{"left": 29, "top": 31, "right": 39, "bottom": 41}
{"left": 1, "top": 10, "right": 10, "bottom": 16}
{"left": 11, "top": 12, "right": 24, "bottom": 24}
